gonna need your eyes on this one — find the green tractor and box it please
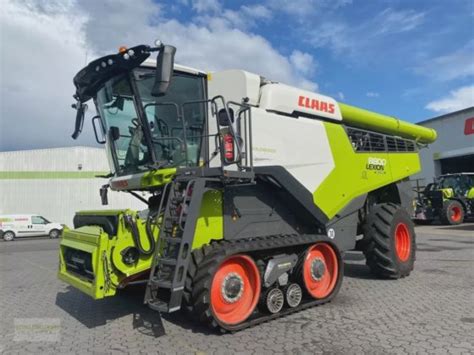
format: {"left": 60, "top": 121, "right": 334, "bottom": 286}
{"left": 58, "top": 41, "right": 437, "bottom": 331}
{"left": 414, "top": 173, "right": 474, "bottom": 225}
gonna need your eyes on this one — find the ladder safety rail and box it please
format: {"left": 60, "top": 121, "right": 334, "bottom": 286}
{"left": 227, "top": 100, "right": 253, "bottom": 171}
{"left": 144, "top": 178, "right": 209, "bottom": 312}
{"left": 179, "top": 96, "right": 254, "bottom": 173}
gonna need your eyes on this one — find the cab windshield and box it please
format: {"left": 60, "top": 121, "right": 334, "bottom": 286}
{"left": 438, "top": 175, "right": 472, "bottom": 195}
{"left": 96, "top": 69, "right": 206, "bottom": 175}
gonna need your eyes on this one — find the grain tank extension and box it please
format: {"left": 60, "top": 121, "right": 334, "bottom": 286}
{"left": 58, "top": 42, "right": 436, "bottom": 332}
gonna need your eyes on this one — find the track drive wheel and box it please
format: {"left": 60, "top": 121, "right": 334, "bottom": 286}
{"left": 362, "top": 203, "right": 416, "bottom": 279}
{"left": 209, "top": 255, "right": 261, "bottom": 325}
{"left": 441, "top": 200, "right": 464, "bottom": 225}
{"left": 301, "top": 242, "right": 341, "bottom": 299}
{"left": 184, "top": 244, "right": 261, "bottom": 330}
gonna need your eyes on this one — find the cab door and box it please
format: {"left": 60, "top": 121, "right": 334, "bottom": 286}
{"left": 31, "top": 216, "right": 48, "bottom": 236}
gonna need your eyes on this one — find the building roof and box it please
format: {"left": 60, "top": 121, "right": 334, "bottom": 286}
{"left": 417, "top": 106, "right": 474, "bottom": 125}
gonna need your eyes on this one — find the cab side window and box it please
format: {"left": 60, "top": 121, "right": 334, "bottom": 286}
{"left": 32, "top": 216, "right": 46, "bottom": 224}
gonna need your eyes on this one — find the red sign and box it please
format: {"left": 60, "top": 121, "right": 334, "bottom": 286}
{"left": 464, "top": 117, "right": 474, "bottom": 135}
{"left": 298, "top": 95, "right": 335, "bottom": 114}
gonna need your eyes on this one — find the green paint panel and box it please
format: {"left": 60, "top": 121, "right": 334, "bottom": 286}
{"left": 0, "top": 171, "right": 108, "bottom": 179}
{"left": 58, "top": 210, "right": 158, "bottom": 299}
{"left": 58, "top": 194, "right": 224, "bottom": 300}
{"left": 315, "top": 122, "right": 421, "bottom": 219}
{"left": 140, "top": 168, "right": 176, "bottom": 188}
{"left": 58, "top": 225, "right": 115, "bottom": 299}
{"left": 468, "top": 188, "right": 474, "bottom": 199}
{"left": 192, "top": 190, "right": 224, "bottom": 249}
{"left": 338, "top": 103, "right": 437, "bottom": 144}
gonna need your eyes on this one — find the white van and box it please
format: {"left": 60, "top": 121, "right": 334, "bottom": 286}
{"left": 0, "top": 215, "right": 63, "bottom": 241}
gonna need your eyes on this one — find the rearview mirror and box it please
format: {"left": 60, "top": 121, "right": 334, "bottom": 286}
{"left": 71, "top": 102, "right": 87, "bottom": 139}
{"left": 152, "top": 45, "right": 176, "bottom": 97}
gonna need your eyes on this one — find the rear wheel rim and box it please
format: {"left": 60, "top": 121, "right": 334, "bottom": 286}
{"left": 395, "top": 223, "right": 411, "bottom": 262}
{"left": 210, "top": 255, "right": 260, "bottom": 325}
{"left": 451, "top": 206, "right": 462, "bottom": 222}
{"left": 4, "top": 232, "right": 14, "bottom": 241}
{"left": 302, "top": 243, "right": 339, "bottom": 299}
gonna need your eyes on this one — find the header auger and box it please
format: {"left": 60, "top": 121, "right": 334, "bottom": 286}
{"left": 58, "top": 41, "right": 436, "bottom": 332}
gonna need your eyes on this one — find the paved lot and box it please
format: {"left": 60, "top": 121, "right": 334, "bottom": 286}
{"left": 1, "top": 224, "right": 473, "bottom": 354}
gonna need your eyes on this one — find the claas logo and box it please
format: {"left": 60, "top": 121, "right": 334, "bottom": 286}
{"left": 464, "top": 117, "right": 474, "bottom": 135}
{"left": 298, "top": 95, "right": 335, "bottom": 114}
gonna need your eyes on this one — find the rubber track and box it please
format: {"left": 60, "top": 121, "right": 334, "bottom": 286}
{"left": 184, "top": 233, "right": 343, "bottom": 333}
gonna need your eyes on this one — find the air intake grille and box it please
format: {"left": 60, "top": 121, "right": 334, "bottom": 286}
{"left": 347, "top": 127, "right": 417, "bottom": 153}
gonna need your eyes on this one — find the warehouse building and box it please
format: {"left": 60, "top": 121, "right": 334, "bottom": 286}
{"left": 413, "top": 106, "right": 474, "bottom": 185}
{"left": 0, "top": 147, "right": 147, "bottom": 226}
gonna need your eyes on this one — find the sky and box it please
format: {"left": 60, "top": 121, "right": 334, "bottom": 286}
{"left": 0, "top": 0, "right": 473, "bottom": 151}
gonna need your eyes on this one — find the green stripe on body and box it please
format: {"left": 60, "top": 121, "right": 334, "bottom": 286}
{"left": 0, "top": 171, "right": 109, "bottom": 179}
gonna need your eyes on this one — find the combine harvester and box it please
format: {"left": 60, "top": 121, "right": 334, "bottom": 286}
{"left": 58, "top": 41, "right": 437, "bottom": 331}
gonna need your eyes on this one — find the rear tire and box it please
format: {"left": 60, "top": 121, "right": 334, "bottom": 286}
{"left": 440, "top": 200, "right": 464, "bottom": 225}
{"left": 362, "top": 203, "right": 416, "bottom": 279}
{"left": 49, "top": 229, "right": 60, "bottom": 239}
{"left": 3, "top": 231, "right": 15, "bottom": 241}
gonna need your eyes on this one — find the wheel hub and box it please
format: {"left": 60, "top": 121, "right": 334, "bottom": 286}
{"left": 266, "top": 288, "right": 284, "bottom": 314}
{"left": 285, "top": 283, "right": 302, "bottom": 308}
{"left": 221, "top": 272, "right": 244, "bottom": 303}
{"left": 310, "top": 258, "right": 326, "bottom": 281}
{"left": 451, "top": 206, "right": 462, "bottom": 222}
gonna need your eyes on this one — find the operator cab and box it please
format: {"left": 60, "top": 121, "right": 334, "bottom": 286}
{"left": 437, "top": 174, "right": 474, "bottom": 197}
{"left": 71, "top": 43, "right": 208, "bottom": 177}
{"left": 96, "top": 63, "right": 207, "bottom": 176}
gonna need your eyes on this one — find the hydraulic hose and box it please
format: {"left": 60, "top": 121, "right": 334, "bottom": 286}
{"left": 124, "top": 214, "right": 155, "bottom": 256}
{"left": 145, "top": 212, "right": 158, "bottom": 254}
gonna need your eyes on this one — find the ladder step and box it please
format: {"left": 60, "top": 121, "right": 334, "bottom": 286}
{"left": 144, "top": 179, "right": 196, "bottom": 315}
{"left": 164, "top": 218, "right": 180, "bottom": 227}
{"left": 150, "top": 278, "right": 172, "bottom": 288}
{"left": 171, "top": 197, "right": 184, "bottom": 204}
{"left": 160, "top": 258, "right": 177, "bottom": 266}
{"left": 163, "top": 220, "right": 176, "bottom": 228}
{"left": 162, "top": 237, "right": 182, "bottom": 244}
{"left": 147, "top": 299, "right": 169, "bottom": 312}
